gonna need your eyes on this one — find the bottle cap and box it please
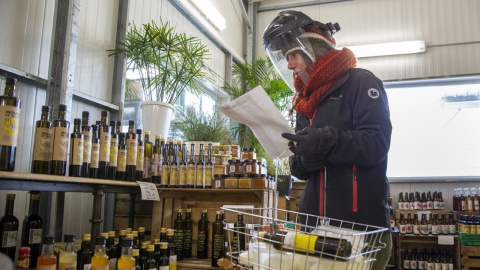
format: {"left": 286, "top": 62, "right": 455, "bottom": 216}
{"left": 132, "top": 231, "right": 138, "bottom": 237}
{"left": 43, "top": 236, "right": 55, "bottom": 245}
{"left": 141, "top": 242, "right": 148, "bottom": 249}
{"left": 132, "top": 249, "right": 139, "bottom": 256}
{"left": 153, "top": 239, "right": 160, "bottom": 244}
{"left": 31, "top": 193, "right": 40, "bottom": 200}
{"left": 178, "top": 209, "right": 183, "bottom": 213}
{"left": 119, "top": 229, "right": 127, "bottom": 236}
{"left": 160, "top": 242, "right": 168, "bottom": 249}
{"left": 82, "top": 111, "right": 89, "bottom": 117}
{"left": 108, "top": 231, "right": 116, "bottom": 237}
{"left": 110, "top": 120, "right": 117, "bottom": 126}
{"left": 126, "top": 228, "right": 132, "bottom": 233}
{"left": 101, "top": 232, "right": 109, "bottom": 239}
{"left": 59, "top": 104, "right": 67, "bottom": 111}
{"left": 95, "top": 236, "right": 106, "bottom": 245}
{"left": 147, "top": 245, "right": 155, "bottom": 252}
{"left": 42, "top": 106, "right": 51, "bottom": 112}
{"left": 6, "top": 77, "right": 17, "bottom": 85}
{"left": 138, "top": 227, "right": 145, "bottom": 233}
{"left": 145, "top": 131, "right": 150, "bottom": 135}
{"left": 101, "top": 111, "right": 109, "bottom": 117}
{"left": 155, "top": 135, "right": 161, "bottom": 139}
{"left": 160, "top": 228, "right": 167, "bottom": 233}
{"left": 167, "top": 229, "right": 175, "bottom": 236}
{"left": 126, "top": 233, "right": 134, "bottom": 239}
{"left": 82, "top": 234, "right": 91, "bottom": 241}
{"left": 185, "top": 209, "right": 191, "bottom": 213}
{"left": 116, "top": 120, "right": 121, "bottom": 126}
{"left": 136, "top": 129, "right": 142, "bottom": 134}
{"left": 121, "top": 238, "right": 133, "bottom": 247}
{"left": 216, "top": 210, "right": 223, "bottom": 215}
{"left": 128, "top": 120, "right": 135, "bottom": 126}
{"left": 64, "top": 234, "right": 75, "bottom": 242}
{"left": 74, "top": 118, "right": 81, "bottom": 124}
{"left": 202, "top": 209, "right": 208, "bottom": 213}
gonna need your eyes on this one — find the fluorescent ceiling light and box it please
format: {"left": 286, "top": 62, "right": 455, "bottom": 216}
{"left": 190, "top": 0, "right": 226, "bottom": 31}
{"left": 344, "top": 40, "right": 426, "bottom": 58}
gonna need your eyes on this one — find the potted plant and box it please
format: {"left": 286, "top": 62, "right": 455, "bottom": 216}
{"left": 108, "top": 20, "right": 213, "bottom": 138}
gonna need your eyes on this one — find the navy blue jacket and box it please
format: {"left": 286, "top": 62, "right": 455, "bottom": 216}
{"left": 290, "top": 68, "right": 392, "bottom": 229}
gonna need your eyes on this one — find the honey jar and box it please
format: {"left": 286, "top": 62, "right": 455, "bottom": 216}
{"left": 242, "top": 159, "right": 258, "bottom": 175}
{"left": 238, "top": 174, "right": 252, "bottom": 189}
{"left": 227, "top": 159, "right": 241, "bottom": 174}
{"left": 225, "top": 174, "right": 239, "bottom": 189}
{"left": 252, "top": 174, "right": 267, "bottom": 189}
{"left": 213, "top": 174, "right": 226, "bottom": 189}
{"left": 241, "top": 148, "right": 256, "bottom": 160}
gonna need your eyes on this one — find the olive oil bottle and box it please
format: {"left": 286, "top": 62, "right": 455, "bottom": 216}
{"left": 143, "top": 131, "right": 152, "bottom": 182}
{"left": 31, "top": 105, "right": 52, "bottom": 174}
{"left": 160, "top": 145, "right": 169, "bottom": 188}
{"left": 0, "top": 77, "right": 21, "bottom": 171}
{"left": 195, "top": 144, "right": 205, "bottom": 188}
{"left": 152, "top": 135, "right": 161, "bottom": 184}
{"left": 77, "top": 233, "right": 92, "bottom": 270}
{"left": 126, "top": 121, "right": 137, "bottom": 181}
{"left": 205, "top": 143, "right": 213, "bottom": 189}
{"left": 98, "top": 111, "right": 111, "bottom": 179}
{"left": 21, "top": 192, "right": 43, "bottom": 268}
{"left": 173, "top": 209, "right": 184, "bottom": 261}
{"left": 89, "top": 124, "right": 100, "bottom": 178}
{"left": 169, "top": 144, "right": 179, "bottom": 188}
{"left": 81, "top": 111, "right": 92, "bottom": 177}
{"left": 135, "top": 129, "right": 144, "bottom": 181}
{"left": 50, "top": 104, "right": 70, "bottom": 175}
{"left": 186, "top": 144, "right": 195, "bottom": 188}
{"left": 0, "top": 194, "right": 19, "bottom": 260}
{"left": 178, "top": 143, "right": 187, "bottom": 188}
{"left": 116, "top": 133, "right": 127, "bottom": 181}
{"left": 183, "top": 209, "right": 193, "bottom": 258}
{"left": 211, "top": 210, "right": 224, "bottom": 267}
{"left": 196, "top": 209, "right": 209, "bottom": 259}
{"left": 108, "top": 120, "right": 118, "bottom": 180}
{"left": 69, "top": 118, "right": 83, "bottom": 177}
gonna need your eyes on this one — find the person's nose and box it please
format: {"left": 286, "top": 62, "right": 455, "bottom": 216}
{"left": 287, "top": 57, "right": 296, "bottom": 70}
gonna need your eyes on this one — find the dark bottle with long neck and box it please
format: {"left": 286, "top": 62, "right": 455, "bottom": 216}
{"left": 144, "top": 244, "right": 158, "bottom": 270}
{"left": 31, "top": 105, "right": 53, "bottom": 174}
{"left": 167, "top": 229, "right": 177, "bottom": 269}
{"left": 197, "top": 209, "right": 209, "bottom": 259}
{"left": 152, "top": 135, "right": 161, "bottom": 184}
{"left": 50, "top": 104, "right": 70, "bottom": 175}
{"left": 98, "top": 111, "right": 111, "bottom": 179}
{"left": 195, "top": 144, "right": 205, "bottom": 188}
{"left": 81, "top": 111, "right": 92, "bottom": 177}
{"left": 89, "top": 124, "right": 100, "bottom": 178}
{"left": 169, "top": 144, "right": 179, "bottom": 188}
{"left": 158, "top": 242, "right": 169, "bottom": 270}
{"left": 0, "top": 194, "right": 19, "bottom": 260}
{"left": 178, "top": 143, "right": 187, "bottom": 188}
{"left": 205, "top": 143, "right": 213, "bottom": 189}
{"left": 174, "top": 209, "right": 184, "bottom": 261}
{"left": 186, "top": 144, "right": 195, "bottom": 188}
{"left": 126, "top": 121, "right": 137, "bottom": 181}
{"left": 116, "top": 132, "right": 127, "bottom": 181}
{"left": 135, "top": 129, "right": 144, "bottom": 181}
{"left": 212, "top": 210, "right": 224, "bottom": 267}
{"left": 107, "top": 231, "right": 118, "bottom": 270}
{"left": 160, "top": 145, "right": 170, "bottom": 188}
{"left": 232, "top": 213, "right": 246, "bottom": 253}
{"left": 77, "top": 233, "right": 92, "bottom": 270}
{"left": 143, "top": 131, "right": 152, "bottom": 182}
{"left": 183, "top": 209, "right": 193, "bottom": 258}
{"left": 21, "top": 192, "right": 43, "bottom": 268}
{"left": 69, "top": 118, "right": 84, "bottom": 177}
{"left": 108, "top": 120, "right": 118, "bottom": 180}
{"left": 0, "top": 77, "right": 21, "bottom": 171}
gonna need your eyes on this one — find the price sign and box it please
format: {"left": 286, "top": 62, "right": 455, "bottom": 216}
{"left": 136, "top": 181, "right": 160, "bottom": 201}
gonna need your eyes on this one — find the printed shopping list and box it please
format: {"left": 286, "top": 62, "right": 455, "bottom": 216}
{"left": 137, "top": 181, "right": 160, "bottom": 201}
{"left": 218, "top": 85, "right": 294, "bottom": 159}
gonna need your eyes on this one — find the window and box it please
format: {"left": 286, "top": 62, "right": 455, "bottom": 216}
{"left": 385, "top": 79, "right": 480, "bottom": 178}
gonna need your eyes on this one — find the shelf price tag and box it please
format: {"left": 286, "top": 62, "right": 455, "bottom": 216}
{"left": 137, "top": 181, "right": 160, "bottom": 201}
{"left": 437, "top": 235, "right": 454, "bottom": 245}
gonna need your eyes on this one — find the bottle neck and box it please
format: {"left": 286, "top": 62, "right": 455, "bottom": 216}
{"left": 58, "top": 110, "right": 67, "bottom": 121}
{"left": 30, "top": 199, "right": 39, "bottom": 215}
{"left": 64, "top": 242, "right": 75, "bottom": 253}
{"left": 121, "top": 246, "right": 132, "bottom": 257}
{"left": 81, "top": 240, "right": 91, "bottom": 251}
{"left": 74, "top": 123, "right": 81, "bottom": 133}
{"left": 41, "top": 111, "right": 50, "bottom": 121}
{"left": 129, "top": 124, "right": 135, "bottom": 134}
{"left": 147, "top": 251, "right": 155, "bottom": 259}
{"left": 4, "top": 199, "right": 14, "bottom": 215}
{"left": 190, "top": 145, "right": 195, "bottom": 162}
{"left": 215, "top": 214, "right": 222, "bottom": 222}
{"left": 41, "top": 243, "right": 55, "bottom": 255}
{"left": 4, "top": 84, "right": 16, "bottom": 97}
{"left": 95, "top": 244, "right": 106, "bottom": 254}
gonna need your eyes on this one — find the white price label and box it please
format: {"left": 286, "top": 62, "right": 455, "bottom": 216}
{"left": 137, "top": 181, "right": 160, "bottom": 201}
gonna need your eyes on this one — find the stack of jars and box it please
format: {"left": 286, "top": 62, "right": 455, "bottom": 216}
{"left": 213, "top": 148, "right": 267, "bottom": 189}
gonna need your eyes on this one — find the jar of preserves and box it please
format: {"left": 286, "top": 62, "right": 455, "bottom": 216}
{"left": 231, "top": 145, "right": 240, "bottom": 158}
{"left": 241, "top": 148, "right": 256, "bottom": 160}
{"left": 252, "top": 174, "right": 267, "bottom": 189}
{"left": 225, "top": 174, "right": 239, "bottom": 189}
{"left": 227, "top": 159, "right": 241, "bottom": 174}
{"left": 238, "top": 174, "right": 252, "bottom": 189}
{"left": 213, "top": 145, "right": 221, "bottom": 155}
{"left": 242, "top": 159, "right": 258, "bottom": 175}
{"left": 213, "top": 174, "right": 225, "bottom": 189}
{"left": 223, "top": 145, "right": 231, "bottom": 156}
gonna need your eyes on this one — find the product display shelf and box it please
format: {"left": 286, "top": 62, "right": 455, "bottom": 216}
{"left": 461, "top": 245, "right": 480, "bottom": 269}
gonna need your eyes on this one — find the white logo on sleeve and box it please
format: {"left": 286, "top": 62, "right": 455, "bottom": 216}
{"left": 368, "top": 88, "right": 380, "bottom": 99}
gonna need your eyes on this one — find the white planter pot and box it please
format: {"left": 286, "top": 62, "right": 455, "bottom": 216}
{"left": 140, "top": 101, "right": 175, "bottom": 139}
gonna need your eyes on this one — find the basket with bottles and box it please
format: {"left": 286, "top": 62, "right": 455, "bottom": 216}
{"left": 220, "top": 207, "right": 388, "bottom": 270}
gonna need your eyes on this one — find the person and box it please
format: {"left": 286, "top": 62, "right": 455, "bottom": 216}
{"left": 263, "top": 10, "right": 392, "bottom": 270}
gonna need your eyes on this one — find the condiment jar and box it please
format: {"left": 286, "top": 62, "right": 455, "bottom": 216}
{"left": 242, "top": 159, "right": 258, "bottom": 175}
{"left": 238, "top": 174, "right": 252, "bottom": 189}
{"left": 227, "top": 159, "right": 241, "bottom": 174}
{"left": 241, "top": 148, "right": 256, "bottom": 160}
{"left": 231, "top": 145, "right": 240, "bottom": 158}
{"left": 252, "top": 174, "right": 267, "bottom": 189}
{"left": 213, "top": 174, "right": 226, "bottom": 189}
{"left": 225, "top": 174, "right": 239, "bottom": 189}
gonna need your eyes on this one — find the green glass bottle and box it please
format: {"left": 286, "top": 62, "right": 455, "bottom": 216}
{"left": 0, "top": 194, "right": 19, "bottom": 260}
{"left": 0, "top": 77, "right": 21, "bottom": 171}
{"left": 135, "top": 129, "right": 144, "bottom": 181}
{"left": 108, "top": 120, "right": 118, "bottom": 180}
{"left": 126, "top": 121, "right": 137, "bottom": 181}
{"left": 89, "top": 124, "right": 100, "bottom": 178}
{"left": 98, "top": 111, "right": 111, "bottom": 179}
{"left": 186, "top": 144, "right": 196, "bottom": 188}
{"left": 143, "top": 131, "right": 152, "bottom": 182}
{"left": 107, "top": 231, "right": 118, "bottom": 270}
{"left": 158, "top": 242, "right": 169, "bottom": 270}
{"left": 144, "top": 244, "right": 157, "bottom": 270}
{"left": 116, "top": 132, "right": 127, "bottom": 181}
{"left": 69, "top": 118, "right": 84, "bottom": 177}
{"left": 81, "top": 111, "right": 92, "bottom": 177}
{"left": 152, "top": 135, "right": 161, "bottom": 184}
{"left": 211, "top": 210, "right": 224, "bottom": 267}
{"left": 195, "top": 144, "right": 205, "bottom": 188}
{"left": 31, "top": 105, "right": 52, "bottom": 174}
{"left": 178, "top": 143, "right": 187, "bottom": 188}
{"left": 196, "top": 209, "right": 209, "bottom": 259}
{"left": 77, "top": 234, "right": 92, "bottom": 270}
{"left": 160, "top": 145, "right": 169, "bottom": 188}
{"left": 169, "top": 144, "right": 179, "bottom": 188}
{"left": 21, "top": 192, "right": 43, "bottom": 268}
{"left": 50, "top": 104, "right": 70, "bottom": 175}
{"left": 183, "top": 209, "right": 193, "bottom": 258}
{"left": 205, "top": 143, "right": 214, "bottom": 189}
{"left": 174, "top": 209, "right": 184, "bottom": 261}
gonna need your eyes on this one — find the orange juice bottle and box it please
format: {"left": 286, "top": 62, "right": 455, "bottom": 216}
{"left": 36, "top": 236, "right": 56, "bottom": 269}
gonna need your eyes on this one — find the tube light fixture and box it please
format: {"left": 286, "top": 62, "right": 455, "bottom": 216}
{"left": 344, "top": 40, "right": 426, "bottom": 58}
{"left": 190, "top": 0, "right": 226, "bottom": 31}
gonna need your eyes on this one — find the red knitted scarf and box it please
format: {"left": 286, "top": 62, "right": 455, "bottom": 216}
{"left": 293, "top": 48, "right": 357, "bottom": 119}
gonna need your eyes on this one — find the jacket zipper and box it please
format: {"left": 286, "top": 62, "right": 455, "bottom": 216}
{"left": 352, "top": 165, "right": 358, "bottom": 213}
{"left": 319, "top": 168, "right": 324, "bottom": 216}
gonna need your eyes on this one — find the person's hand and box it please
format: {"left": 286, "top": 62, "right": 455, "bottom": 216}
{"left": 301, "top": 154, "right": 325, "bottom": 169}
{"left": 282, "top": 127, "right": 321, "bottom": 155}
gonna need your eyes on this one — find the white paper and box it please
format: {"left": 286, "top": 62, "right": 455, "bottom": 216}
{"left": 137, "top": 181, "right": 160, "bottom": 201}
{"left": 218, "top": 86, "right": 294, "bottom": 159}
{"left": 437, "top": 235, "right": 454, "bottom": 245}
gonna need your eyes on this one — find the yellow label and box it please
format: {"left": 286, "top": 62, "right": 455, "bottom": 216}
{"left": 33, "top": 127, "right": 53, "bottom": 161}
{"left": 196, "top": 165, "right": 204, "bottom": 187}
{"left": 170, "top": 165, "right": 178, "bottom": 186}
{"left": 83, "top": 131, "right": 92, "bottom": 163}
{"left": 136, "top": 145, "right": 144, "bottom": 171}
{"left": 90, "top": 143, "right": 100, "bottom": 168}
{"left": 99, "top": 132, "right": 111, "bottom": 162}
{"left": 69, "top": 137, "right": 84, "bottom": 165}
{"left": 53, "top": 127, "right": 69, "bottom": 161}
{"left": 0, "top": 106, "right": 20, "bottom": 146}
{"left": 187, "top": 164, "right": 195, "bottom": 186}
{"left": 117, "top": 149, "right": 127, "bottom": 172}
{"left": 126, "top": 139, "right": 137, "bottom": 166}
{"left": 205, "top": 165, "right": 213, "bottom": 186}
{"left": 110, "top": 137, "right": 118, "bottom": 165}
{"left": 161, "top": 165, "right": 170, "bottom": 186}
{"left": 284, "top": 233, "right": 317, "bottom": 254}
{"left": 179, "top": 165, "right": 187, "bottom": 186}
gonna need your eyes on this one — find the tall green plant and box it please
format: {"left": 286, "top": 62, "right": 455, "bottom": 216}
{"left": 108, "top": 20, "right": 213, "bottom": 104}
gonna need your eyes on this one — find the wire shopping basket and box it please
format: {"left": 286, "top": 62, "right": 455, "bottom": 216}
{"left": 220, "top": 207, "right": 388, "bottom": 270}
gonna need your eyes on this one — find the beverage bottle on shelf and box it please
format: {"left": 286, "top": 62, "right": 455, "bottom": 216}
{"left": 472, "top": 188, "right": 480, "bottom": 212}
{"left": 92, "top": 236, "right": 109, "bottom": 270}
{"left": 459, "top": 189, "right": 466, "bottom": 211}
{"left": 465, "top": 188, "right": 473, "bottom": 212}
{"left": 126, "top": 121, "right": 137, "bottom": 181}
{"left": 428, "top": 214, "right": 433, "bottom": 234}
{"left": 440, "top": 213, "right": 448, "bottom": 235}
{"left": 116, "top": 229, "right": 126, "bottom": 259}
{"left": 81, "top": 111, "right": 92, "bottom": 177}
{"left": 409, "top": 193, "right": 415, "bottom": 210}
{"left": 448, "top": 251, "right": 454, "bottom": 270}
{"left": 151, "top": 135, "right": 161, "bottom": 184}
{"left": 135, "top": 129, "right": 144, "bottom": 181}
{"left": 32, "top": 105, "right": 53, "bottom": 174}
{"left": 77, "top": 233, "right": 92, "bottom": 270}
{"left": 177, "top": 140, "right": 182, "bottom": 160}
{"left": 50, "top": 104, "right": 70, "bottom": 175}
{"left": 426, "top": 250, "right": 434, "bottom": 270}
{"left": 410, "top": 248, "right": 418, "bottom": 270}
{"left": 166, "top": 229, "right": 177, "bottom": 269}
{"left": 195, "top": 143, "right": 205, "bottom": 188}
{"left": 167, "top": 139, "right": 174, "bottom": 163}
{"left": 448, "top": 212, "right": 456, "bottom": 235}
{"left": 69, "top": 118, "right": 84, "bottom": 177}
{"left": 403, "top": 249, "right": 411, "bottom": 269}
{"left": 143, "top": 131, "right": 152, "bottom": 182}
{"left": 398, "top": 192, "right": 405, "bottom": 210}
{"left": 152, "top": 239, "right": 160, "bottom": 263}
{"left": 404, "top": 192, "right": 410, "bottom": 210}
{"left": 132, "top": 231, "right": 139, "bottom": 249}
{"left": 389, "top": 199, "right": 395, "bottom": 230}
{"left": 118, "top": 238, "right": 135, "bottom": 270}
{"left": 106, "top": 231, "right": 117, "bottom": 270}
{"left": 431, "top": 213, "right": 440, "bottom": 235}
{"left": 452, "top": 188, "right": 458, "bottom": 211}
{"left": 59, "top": 234, "right": 77, "bottom": 270}
{"left": 406, "top": 213, "right": 413, "bottom": 234}
{"left": 183, "top": 209, "right": 193, "bottom": 258}
{"left": 160, "top": 145, "right": 170, "bottom": 188}
{"left": 438, "top": 192, "right": 445, "bottom": 210}
{"left": 90, "top": 124, "right": 100, "bottom": 178}
{"left": 441, "top": 250, "right": 448, "bottom": 270}
{"left": 169, "top": 144, "right": 179, "bottom": 188}
{"left": 0, "top": 193, "right": 19, "bottom": 260}
{"left": 178, "top": 143, "right": 187, "bottom": 188}
{"left": 232, "top": 213, "right": 246, "bottom": 253}
{"left": 0, "top": 77, "right": 21, "bottom": 171}
{"left": 433, "top": 249, "right": 441, "bottom": 270}
{"left": 471, "top": 216, "right": 478, "bottom": 234}
{"left": 98, "top": 111, "right": 111, "bottom": 179}
{"left": 418, "top": 249, "right": 426, "bottom": 270}
{"left": 421, "top": 192, "right": 427, "bottom": 210}
{"left": 160, "top": 227, "right": 167, "bottom": 242}
{"left": 21, "top": 192, "right": 43, "bottom": 268}
{"left": 204, "top": 143, "right": 214, "bottom": 189}
{"left": 398, "top": 212, "right": 406, "bottom": 235}
{"left": 36, "top": 236, "right": 56, "bottom": 269}
{"left": 432, "top": 191, "right": 439, "bottom": 210}
{"left": 457, "top": 215, "right": 466, "bottom": 233}
{"left": 420, "top": 213, "right": 429, "bottom": 235}
{"left": 138, "top": 227, "right": 145, "bottom": 246}
{"left": 426, "top": 191, "right": 433, "bottom": 210}
{"left": 114, "top": 132, "right": 127, "bottom": 181}
{"left": 413, "top": 212, "right": 420, "bottom": 235}
{"left": 16, "top": 246, "right": 30, "bottom": 270}
{"left": 144, "top": 244, "right": 157, "bottom": 270}
{"left": 132, "top": 249, "right": 141, "bottom": 270}
{"left": 186, "top": 144, "right": 196, "bottom": 188}
{"left": 197, "top": 209, "right": 209, "bottom": 259}
{"left": 158, "top": 242, "right": 169, "bottom": 270}
{"left": 108, "top": 120, "right": 118, "bottom": 180}
{"left": 212, "top": 210, "right": 224, "bottom": 267}
{"left": 414, "top": 192, "right": 421, "bottom": 210}
{"left": 139, "top": 242, "right": 147, "bottom": 267}
{"left": 174, "top": 209, "right": 184, "bottom": 261}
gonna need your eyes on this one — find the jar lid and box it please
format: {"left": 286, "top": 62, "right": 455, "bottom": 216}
{"left": 227, "top": 159, "right": 235, "bottom": 163}
{"left": 252, "top": 174, "right": 261, "bottom": 177}
{"left": 242, "top": 147, "right": 256, "bottom": 152}
{"left": 243, "top": 159, "right": 257, "bottom": 163}
{"left": 239, "top": 174, "right": 250, "bottom": 177}
{"left": 214, "top": 174, "right": 224, "bottom": 178}
{"left": 260, "top": 174, "right": 266, "bottom": 177}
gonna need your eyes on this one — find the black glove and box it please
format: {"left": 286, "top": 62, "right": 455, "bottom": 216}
{"left": 301, "top": 154, "right": 326, "bottom": 170}
{"left": 282, "top": 127, "right": 322, "bottom": 155}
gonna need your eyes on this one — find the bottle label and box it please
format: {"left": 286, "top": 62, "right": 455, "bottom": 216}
{"left": 415, "top": 201, "right": 421, "bottom": 210}
{"left": 399, "top": 224, "right": 406, "bottom": 234}
{"left": 53, "top": 127, "right": 69, "bottom": 161}
{"left": 197, "top": 231, "right": 206, "bottom": 252}
{"left": 409, "top": 202, "right": 415, "bottom": 210}
{"left": 441, "top": 225, "right": 449, "bottom": 235}
{"left": 59, "top": 262, "right": 77, "bottom": 270}
{"left": 404, "top": 203, "right": 410, "bottom": 210}
{"left": 161, "top": 165, "right": 170, "bottom": 186}
{"left": 1, "top": 230, "right": 18, "bottom": 247}
{"left": 475, "top": 199, "right": 480, "bottom": 211}
{"left": 83, "top": 264, "right": 92, "bottom": 270}
{"left": 37, "top": 265, "right": 56, "bottom": 270}
{"left": 169, "top": 255, "right": 177, "bottom": 264}
{"left": 205, "top": 165, "right": 213, "bottom": 187}
{"left": 109, "top": 258, "right": 117, "bottom": 270}
{"left": 33, "top": 127, "right": 53, "bottom": 161}
{"left": 91, "top": 142, "right": 100, "bottom": 168}
{"left": 411, "top": 260, "right": 417, "bottom": 269}
{"left": 28, "top": 228, "right": 43, "bottom": 244}
{"left": 143, "top": 156, "right": 151, "bottom": 178}
{"left": 212, "top": 234, "right": 224, "bottom": 259}
{"left": 229, "top": 165, "right": 236, "bottom": 174}
{"left": 152, "top": 153, "right": 159, "bottom": 176}
{"left": 419, "top": 260, "right": 426, "bottom": 269}
{"left": 434, "top": 263, "right": 442, "bottom": 270}
{"left": 422, "top": 202, "right": 427, "bottom": 210}
{"left": 126, "top": 139, "right": 137, "bottom": 166}
{"left": 432, "top": 225, "right": 439, "bottom": 235}
{"left": 110, "top": 137, "right": 118, "bottom": 166}
{"left": 421, "top": 225, "right": 429, "bottom": 235}
{"left": 0, "top": 106, "right": 20, "bottom": 147}
{"left": 99, "top": 132, "right": 111, "bottom": 162}
{"left": 406, "top": 224, "right": 413, "bottom": 234}
{"left": 136, "top": 145, "right": 144, "bottom": 171}
{"left": 159, "top": 266, "right": 169, "bottom": 270}
{"left": 413, "top": 224, "right": 420, "bottom": 235}
{"left": 187, "top": 164, "right": 195, "bottom": 186}
{"left": 441, "top": 263, "right": 448, "bottom": 270}
{"left": 92, "top": 265, "right": 107, "bottom": 270}
{"left": 403, "top": 259, "right": 410, "bottom": 269}
{"left": 461, "top": 201, "right": 466, "bottom": 211}
{"left": 215, "top": 179, "right": 222, "bottom": 188}
{"left": 82, "top": 130, "right": 92, "bottom": 163}
{"left": 246, "top": 164, "right": 252, "bottom": 173}
{"left": 449, "top": 224, "right": 456, "bottom": 234}
{"left": 117, "top": 149, "right": 127, "bottom": 172}
{"left": 70, "top": 137, "right": 84, "bottom": 165}
{"left": 427, "top": 262, "right": 434, "bottom": 270}
{"left": 196, "top": 165, "right": 205, "bottom": 187}
{"left": 471, "top": 226, "right": 477, "bottom": 234}
{"left": 170, "top": 165, "right": 178, "bottom": 185}
{"left": 434, "top": 200, "right": 440, "bottom": 209}
{"left": 179, "top": 165, "right": 187, "bottom": 186}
